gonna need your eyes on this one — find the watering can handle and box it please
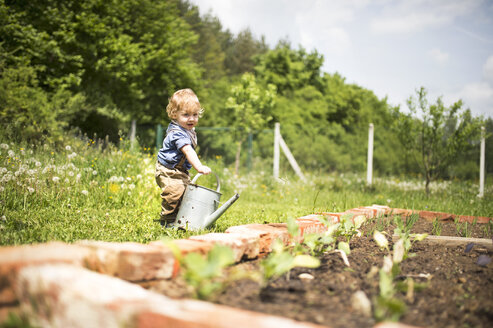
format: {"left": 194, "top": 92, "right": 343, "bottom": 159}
{"left": 191, "top": 172, "right": 220, "bottom": 193}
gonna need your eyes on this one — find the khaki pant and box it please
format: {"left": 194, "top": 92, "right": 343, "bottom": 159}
{"left": 155, "top": 162, "right": 190, "bottom": 219}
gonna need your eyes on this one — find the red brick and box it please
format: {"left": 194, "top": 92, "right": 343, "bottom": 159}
{"left": 136, "top": 299, "right": 327, "bottom": 328}
{"left": 78, "top": 240, "right": 176, "bottom": 281}
{"left": 359, "top": 206, "right": 378, "bottom": 218}
{"left": 16, "top": 264, "right": 326, "bottom": 328}
{"left": 314, "top": 212, "right": 342, "bottom": 223}
{"left": 295, "top": 219, "right": 327, "bottom": 237}
{"left": 190, "top": 232, "right": 260, "bottom": 261}
{"left": 226, "top": 223, "right": 290, "bottom": 254}
{"left": 458, "top": 215, "right": 492, "bottom": 224}
{"left": 418, "top": 210, "right": 455, "bottom": 221}
{"left": 0, "top": 242, "right": 90, "bottom": 305}
{"left": 370, "top": 204, "right": 392, "bottom": 215}
{"left": 390, "top": 208, "right": 416, "bottom": 217}
{"left": 344, "top": 208, "right": 372, "bottom": 218}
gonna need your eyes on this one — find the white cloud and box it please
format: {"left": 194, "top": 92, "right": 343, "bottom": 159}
{"left": 428, "top": 48, "right": 450, "bottom": 65}
{"left": 483, "top": 55, "right": 493, "bottom": 82}
{"left": 447, "top": 82, "right": 493, "bottom": 116}
{"left": 370, "top": 0, "right": 483, "bottom": 34}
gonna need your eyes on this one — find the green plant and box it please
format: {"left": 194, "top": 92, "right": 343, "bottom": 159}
{"left": 0, "top": 312, "right": 33, "bottom": 328}
{"left": 431, "top": 218, "right": 442, "bottom": 236}
{"left": 168, "top": 243, "right": 235, "bottom": 300}
{"left": 260, "top": 239, "right": 320, "bottom": 283}
{"left": 454, "top": 218, "right": 472, "bottom": 238}
{"left": 372, "top": 233, "right": 407, "bottom": 322}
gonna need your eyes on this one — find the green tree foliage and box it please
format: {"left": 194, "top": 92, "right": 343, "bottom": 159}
{"left": 1, "top": 0, "right": 201, "bottom": 140}
{"left": 393, "top": 87, "right": 483, "bottom": 193}
{"left": 224, "top": 29, "right": 269, "bottom": 76}
{"left": 225, "top": 73, "right": 276, "bottom": 174}
{"left": 254, "top": 43, "right": 324, "bottom": 96}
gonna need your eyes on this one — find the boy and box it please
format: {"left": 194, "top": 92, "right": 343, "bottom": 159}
{"left": 155, "top": 89, "right": 211, "bottom": 226}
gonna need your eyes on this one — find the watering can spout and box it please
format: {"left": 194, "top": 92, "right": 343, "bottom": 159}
{"left": 204, "top": 193, "right": 240, "bottom": 228}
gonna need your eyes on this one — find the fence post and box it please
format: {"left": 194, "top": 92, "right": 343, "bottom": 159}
{"left": 130, "top": 120, "right": 137, "bottom": 149}
{"left": 156, "top": 124, "right": 163, "bottom": 150}
{"left": 273, "top": 123, "right": 280, "bottom": 179}
{"left": 367, "top": 123, "right": 374, "bottom": 185}
{"left": 479, "top": 126, "right": 485, "bottom": 198}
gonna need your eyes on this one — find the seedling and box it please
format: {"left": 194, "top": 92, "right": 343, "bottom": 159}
{"left": 167, "top": 241, "right": 235, "bottom": 300}
{"left": 431, "top": 218, "right": 442, "bottom": 236}
{"left": 454, "top": 218, "right": 472, "bottom": 238}
{"left": 260, "top": 239, "right": 320, "bottom": 283}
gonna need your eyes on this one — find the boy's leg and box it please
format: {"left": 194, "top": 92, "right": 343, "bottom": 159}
{"left": 155, "top": 163, "right": 190, "bottom": 222}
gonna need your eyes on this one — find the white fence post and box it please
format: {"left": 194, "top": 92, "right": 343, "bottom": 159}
{"left": 273, "top": 122, "right": 306, "bottom": 182}
{"left": 130, "top": 119, "right": 137, "bottom": 149}
{"left": 479, "top": 126, "right": 485, "bottom": 198}
{"left": 273, "top": 122, "right": 280, "bottom": 180}
{"left": 279, "top": 135, "right": 306, "bottom": 182}
{"left": 367, "top": 123, "right": 374, "bottom": 185}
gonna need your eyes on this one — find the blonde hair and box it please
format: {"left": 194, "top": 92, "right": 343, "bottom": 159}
{"left": 166, "top": 88, "right": 204, "bottom": 119}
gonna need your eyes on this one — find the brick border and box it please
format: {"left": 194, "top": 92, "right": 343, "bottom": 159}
{"left": 1, "top": 205, "right": 491, "bottom": 327}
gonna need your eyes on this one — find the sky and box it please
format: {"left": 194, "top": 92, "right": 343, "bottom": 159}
{"left": 189, "top": 0, "right": 493, "bottom": 119}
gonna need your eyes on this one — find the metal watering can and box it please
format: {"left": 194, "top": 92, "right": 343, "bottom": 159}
{"left": 174, "top": 172, "right": 239, "bottom": 231}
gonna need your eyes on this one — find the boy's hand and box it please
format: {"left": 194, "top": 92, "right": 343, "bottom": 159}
{"left": 197, "top": 165, "right": 211, "bottom": 175}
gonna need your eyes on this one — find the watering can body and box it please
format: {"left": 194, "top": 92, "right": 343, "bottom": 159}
{"left": 174, "top": 173, "right": 239, "bottom": 231}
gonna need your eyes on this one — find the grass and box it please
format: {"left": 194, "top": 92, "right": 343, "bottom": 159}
{"left": 1, "top": 135, "right": 492, "bottom": 246}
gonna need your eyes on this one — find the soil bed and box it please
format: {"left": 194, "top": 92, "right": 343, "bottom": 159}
{"left": 147, "top": 218, "right": 493, "bottom": 328}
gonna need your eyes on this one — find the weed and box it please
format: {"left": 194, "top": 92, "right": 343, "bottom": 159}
{"left": 454, "top": 218, "right": 472, "bottom": 238}
{"left": 170, "top": 243, "right": 235, "bottom": 300}
{"left": 431, "top": 218, "right": 442, "bottom": 236}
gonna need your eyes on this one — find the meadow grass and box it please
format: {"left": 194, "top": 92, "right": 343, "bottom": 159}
{"left": 1, "top": 136, "right": 492, "bottom": 246}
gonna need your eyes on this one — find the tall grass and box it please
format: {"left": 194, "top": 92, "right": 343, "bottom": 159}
{"left": 1, "top": 136, "right": 492, "bottom": 246}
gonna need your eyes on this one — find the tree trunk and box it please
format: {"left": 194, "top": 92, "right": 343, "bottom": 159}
{"left": 425, "top": 173, "right": 431, "bottom": 195}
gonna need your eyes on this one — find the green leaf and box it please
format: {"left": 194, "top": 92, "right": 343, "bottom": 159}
{"left": 338, "top": 241, "right": 351, "bottom": 255}
{"left": 292, "top": 254, "right": 320, "bottom": 268}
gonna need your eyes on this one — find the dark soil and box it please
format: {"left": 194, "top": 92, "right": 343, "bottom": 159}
{"left": 146, "top": 218, "right": 493, "bottom": 328}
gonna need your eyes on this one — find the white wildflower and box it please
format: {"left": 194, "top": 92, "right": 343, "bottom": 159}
{"left": 1, "top": 215, "right": 6, "bottom": 222}
{"left": 64, "top": 178, "right": 70, "bottom": 184}
{"left": 65, "top": 145, "right": 72, "bottom": 151}
{"left": 0, "top": 186, "right": 4, "bottom": 192}
{"left": 52, "top": 176, "right": 60, "bottom": 183}
{"left": 81, "top": 190, "right": 88, "bottom": 196}
{"left": 128, "top": 191, "right": 131, "bottom": 196}
{"left": 126, "top": 177, "right": 131, "bottom": 182}
{"left": 27, "top": 187, "right": 35, "bottom": 194}
{"left": 68, "top": 171, "right": 74, "bottom": 177}
{"left": 128, "top": 183, "right": 135, "bottom": 190}
{"left": 136, "top": 174, "right": 142, "bottom": 180}
{"left": 92, "top": 170, "right": 97, "bottom": 176}
{"left": 67, "top": 152, "right": 77, "bottom": 160}
{"left": 0, "top": 143, "right": 8, "bottom": 150}
{"left": 8, "top": 150, "right": 15, "bottom": 157}
{"left": 76, "top": 174, "right": 81, "bottom": 182}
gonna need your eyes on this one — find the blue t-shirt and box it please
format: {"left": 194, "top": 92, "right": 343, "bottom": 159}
{"left": 157, "top": 122, "right": 194, "bottom": 171}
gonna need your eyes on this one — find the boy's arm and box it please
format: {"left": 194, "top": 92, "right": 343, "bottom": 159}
{"left": 181, "top": 145, "right": 211, "bottom": 175}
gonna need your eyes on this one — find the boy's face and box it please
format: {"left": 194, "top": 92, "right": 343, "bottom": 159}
{"left": 176, "top": 110, "right": 199, "bottom": 130}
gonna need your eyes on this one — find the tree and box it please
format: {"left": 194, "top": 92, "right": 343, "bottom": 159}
{"left": 254, "top": 44, "right": 324, "bottom": 96}
{"left": 225, "top": 73, "right": 276, "bottom": 174}
{"left": 393, "top": 87, "right": 483, "bottom": 194}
